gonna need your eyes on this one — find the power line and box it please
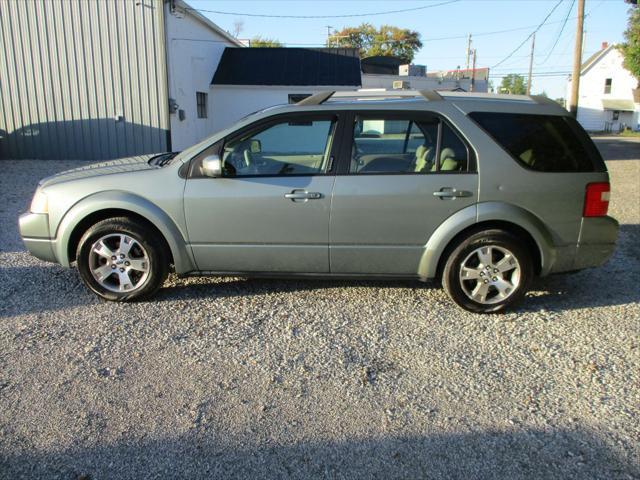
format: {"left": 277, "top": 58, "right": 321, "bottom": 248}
{"left": 491, "top": 0, "right": 565, "bottom": 69}
{"left": 536, "top": 0, "right": 576, "bottom": 65}
{"left": 184, "top": 0, "right": 461, "bottom": 19}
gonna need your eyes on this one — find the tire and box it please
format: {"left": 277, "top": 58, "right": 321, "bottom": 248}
{"left": 76, "top": 217, "right": 169, "bottom": 301}
{"left": 442, "top": 229, "right": 534, "bottom": 313}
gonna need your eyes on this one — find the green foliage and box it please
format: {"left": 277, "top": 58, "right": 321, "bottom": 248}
{"left": 620, "top": 6, "right": 640, "bottom": 85}
{"left": 327, "top": 23, "right": 422, "bottom": 63}
{"left": 499, "top": 74, "right": 528, "bottom": 95}
{"left": 250, "top": 37, "right": 283, "bottom": 48}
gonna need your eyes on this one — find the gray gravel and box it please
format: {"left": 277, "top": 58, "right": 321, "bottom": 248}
{"left": 1, "top": 137, "right": 639, "bottom": 479}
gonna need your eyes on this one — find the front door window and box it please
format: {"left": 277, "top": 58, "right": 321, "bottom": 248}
{"left": 221, "top": 118, "right": 336, "bottom": 176}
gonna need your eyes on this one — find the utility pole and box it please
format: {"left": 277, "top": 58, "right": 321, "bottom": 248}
{"left": 569, "top": 0, "right": 586, "bottom": 117}
{"left": 470, "top": 49, "right": 477, "bottom": 92}
{"left": 465, "top": 34, "right": 472, "bottom": 71}
{"left": 326, "top": 25, "right": 333, "bottom": 46}
{"left": 527, "top": 33, "right": 536, "bottom": 95}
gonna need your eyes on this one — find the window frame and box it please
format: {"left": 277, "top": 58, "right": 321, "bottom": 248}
{"left": 604, "top": 78, "right": 612, "bottom": 95}
{"left": 336, "top": 110, "right": 477, "bottom": 176}
{"left": 187, "top": 111, "right": 344, "bottom": 179}
{"left": 196, "top": 92, "right": 208, "bottom": 119}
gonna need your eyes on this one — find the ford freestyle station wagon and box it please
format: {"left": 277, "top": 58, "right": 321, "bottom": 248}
{"left": 19, "top": 90, "right": 618, "bottom": 313}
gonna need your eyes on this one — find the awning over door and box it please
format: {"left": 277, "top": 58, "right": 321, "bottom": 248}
{"left": 602, "top": 99, "right": 636, "bottom": 111}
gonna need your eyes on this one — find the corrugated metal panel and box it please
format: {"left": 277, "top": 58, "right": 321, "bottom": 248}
{"left": 0, "top": 0, "right": 169, "bottom": 160}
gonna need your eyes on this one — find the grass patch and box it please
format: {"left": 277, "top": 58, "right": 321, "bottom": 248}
{"left": 619, "top": 129, "right": 640, "bottom": 137}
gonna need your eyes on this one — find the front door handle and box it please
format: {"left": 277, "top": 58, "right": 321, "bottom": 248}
{"left": 433, "top": 188, "right": 473, "bottom": 199}
{"left": 284, "top": 190, "right": 323, "bottom": 201}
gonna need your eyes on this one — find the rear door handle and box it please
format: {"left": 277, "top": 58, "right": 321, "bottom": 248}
{"left": 433, "top": 188, "right": 473, "bottom": 199}
{"left": 284, "top": 190, "right": 322, "bottom": 201}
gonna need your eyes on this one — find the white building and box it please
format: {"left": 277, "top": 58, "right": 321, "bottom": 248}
{"left": 359, "top": 56, "right": 489, "bottom": 93}
{"left": 209, "top": 48, "right": 361, "bottom": 135}
{"left": 566, "top": 42, "right": 640, "bottom": 132}
{"left": 164, "top": 0, "right": 244, "bottom": 150}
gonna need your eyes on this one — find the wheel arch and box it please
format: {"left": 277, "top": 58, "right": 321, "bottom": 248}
{"left": 418, "top": 202, "right": 556, "bottom": 280}
{"left": 55, "top": 191, "right": 195, "bottom": 274}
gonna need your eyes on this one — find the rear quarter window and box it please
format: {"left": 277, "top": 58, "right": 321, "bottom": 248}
{"left": 469, "top": 112, "right": 605, "bottom": 172}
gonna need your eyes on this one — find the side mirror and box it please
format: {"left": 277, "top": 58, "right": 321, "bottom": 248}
{"left": 250, "top": 139, "right": 261, "bottom": 153}
{"left": 202, "top": 154, "right": 223, "bottom": 177}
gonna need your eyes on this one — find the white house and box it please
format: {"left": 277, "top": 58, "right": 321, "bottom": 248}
{"left": 567, "top": 42, "right": 640, "bottom": 132}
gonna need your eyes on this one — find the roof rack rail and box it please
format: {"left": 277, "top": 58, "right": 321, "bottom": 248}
{"left": 296, "top": 90, "right": 561, "bottom": 108}
{"left": 296, "top": 89, "right": 443, "bottom": 106}
{"left": 297, "top": 91, "right": 335, "bottom": 106}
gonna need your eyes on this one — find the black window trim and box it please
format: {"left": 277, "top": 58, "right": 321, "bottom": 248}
{"left": 187, "top": 111, "right": 344, "bottom": 179}
{"left": 467, "top": 111, "right": 606, "bottom": 173}
{"left": 335, "top": 110, "right": 477, "bottom": 176}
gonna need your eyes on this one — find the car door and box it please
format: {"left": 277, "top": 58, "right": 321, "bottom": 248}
{"left": 183, "top": 112, "right": 341, "bottom": 273}
{"left": 329, "top": 111, "right": 479, "bottom": 275}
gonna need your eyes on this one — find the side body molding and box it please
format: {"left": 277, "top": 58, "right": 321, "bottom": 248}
{"left": 53, "top": 191, "right": 196, "bottom": 274}
{"left": 418, "top": 202, "right": 556, "bottom": 279}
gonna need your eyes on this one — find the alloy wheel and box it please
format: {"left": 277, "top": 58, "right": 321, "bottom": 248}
{"left": 458, "top": 245, "right": 521, "bottom": 305}
{"left": 88, "top": 233, "right": 150, "bottom": 293}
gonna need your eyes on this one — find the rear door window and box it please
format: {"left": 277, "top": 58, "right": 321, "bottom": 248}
{"left": 349, "top": 115, "right": 469, "bottom": 174}
{"left": 469, "top": 112, "right": 605, "bottom": 172}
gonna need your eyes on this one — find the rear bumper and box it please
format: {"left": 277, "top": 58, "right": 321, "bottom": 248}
{"left": 19, "top": 212, "right": 58, "bottom": 263}
{"left": 573, "top": 215, "right": 618, "bottom": 270}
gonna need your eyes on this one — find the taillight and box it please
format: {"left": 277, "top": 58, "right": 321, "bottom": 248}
{"left": 583, "top": 182, "right": 610, "bottom": 217}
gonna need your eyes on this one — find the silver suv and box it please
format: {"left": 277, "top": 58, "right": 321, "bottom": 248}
{"left": 19, "top": 91, "right": 618, "bottom": 313}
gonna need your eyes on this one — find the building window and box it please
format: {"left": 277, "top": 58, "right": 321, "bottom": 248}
{"left": 288, "top": 93, "right": 311, "bottom": 104}
{"left": 604, "top": 78, "right": 612, "bottom": 94}
{"left": 612, "top": 110, "right": 620, "bottom": 121}
{"left": 196, "top": 92, "right": 207, "bottom": 118}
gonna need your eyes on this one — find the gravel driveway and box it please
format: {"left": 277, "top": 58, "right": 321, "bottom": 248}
{"left": 1, "top": 137, "right": 638, "bottom": 479}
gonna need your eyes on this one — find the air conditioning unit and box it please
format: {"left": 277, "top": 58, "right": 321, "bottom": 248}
{"left": 399, "top": 64, "right": 426, "bottom": 77}
{"left": 393, "top": 80, "right": 411, "bottom": 90}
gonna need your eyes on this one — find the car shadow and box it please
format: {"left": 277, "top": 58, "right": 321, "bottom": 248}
{"left": 2, "top": 428, "right": 637, "bottom": 479}
{"left": 1, "top": 225, "right": 638, "bottom": 318}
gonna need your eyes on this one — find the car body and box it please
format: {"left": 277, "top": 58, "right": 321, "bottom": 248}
{"left": 19, "top": 90, "right": 619, "bottom": 312}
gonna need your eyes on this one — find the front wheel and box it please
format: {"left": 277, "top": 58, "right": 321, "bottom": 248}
{"left": 442, "top": 230, "right": 534, "bottom": 313}
{"left": 76, "top": 217, "right": 169, "bottom": 301}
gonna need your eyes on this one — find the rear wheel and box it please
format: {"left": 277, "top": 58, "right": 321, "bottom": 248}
{"left": 442, "top": 230, "right": 534, "bottom": 313}
{"left": 76, "top": 217, "right": 169, "bottom": 301}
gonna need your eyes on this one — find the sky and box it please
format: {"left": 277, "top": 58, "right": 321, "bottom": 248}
{"left": 188, "top": 0, "right": 630, "bottom": 99}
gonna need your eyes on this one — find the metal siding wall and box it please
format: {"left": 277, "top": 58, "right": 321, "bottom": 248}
{"left": 0, "top": 0, "right": 169, "bottom": 160}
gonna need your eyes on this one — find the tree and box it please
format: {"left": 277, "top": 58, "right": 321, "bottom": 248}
{"left": 619, "top": 5, "right": 640, "bottom": 86}
{"left": 250, "top": 37, "right": 283, "bottom": 48}
{"left": 499, "top": 74, "right": 528, "bottom": 95}
{"left": 327, "top": 23, "right": 422, "bottom": 63}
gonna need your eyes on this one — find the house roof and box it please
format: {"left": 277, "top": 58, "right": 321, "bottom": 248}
{"left": 173, "top": 0, "right": 244, "bottom": 47}
{"left": 580, "top": 44, "right": 615, "bottom": 75}
{"left": 211, "top": 48, "right": 362, "bottom": 86}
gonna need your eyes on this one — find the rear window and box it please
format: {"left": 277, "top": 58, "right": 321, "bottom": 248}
{"left": 469, "top": 112, "right": 605, "bottom": 172}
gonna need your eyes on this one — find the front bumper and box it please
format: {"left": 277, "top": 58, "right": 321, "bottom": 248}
{"left": 573, "top": 215, "right": 619, "bottom": 270}
{"left": 19, "top": 212, "right": 58, "bottom": 263}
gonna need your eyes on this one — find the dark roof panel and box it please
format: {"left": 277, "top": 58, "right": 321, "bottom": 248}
{"left": 361, "top": 56, "right": 405, "bottom": 75}
{"left": 211, "top": 47, "right": 362, "bottom": 86}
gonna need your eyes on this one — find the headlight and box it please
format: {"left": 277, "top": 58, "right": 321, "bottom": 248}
{"left": 30, "top": 189, "right": 48, "bottom": 214}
